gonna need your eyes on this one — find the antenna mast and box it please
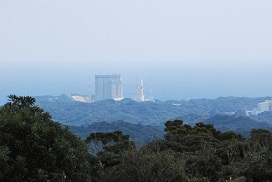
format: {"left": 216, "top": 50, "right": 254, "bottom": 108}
{"left": 149, "top": 78, "right": 154, "bottom": 102}
{"left": 135, "top": 78, "right": 139, "bottom": 101}
{"left": 88, "top": 75, "right": 92, "bottom": 101}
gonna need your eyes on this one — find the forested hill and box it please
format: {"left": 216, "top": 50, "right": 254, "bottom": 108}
{"left": 69, "top": 121, "right": 164, "bottom": 146}
{"left": 35, "top": 95, "right": 272, "bottom": 140}
{"left": 69, "top": 115, "right": 272, "bottom": 146}
{"left": 2, "top": 96, "right": 272, "bottom": 181}
{"left": 35, "top": 94, "right": 271, "bottom": 126}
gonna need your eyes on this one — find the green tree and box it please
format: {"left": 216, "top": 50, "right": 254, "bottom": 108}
{"left": 86, "top": 131, "right": 135, "bottom": 167}
{"left": 85, "top": 131, "right": 136, "bottom": 181}
{"left": 164, "top": 120, "right": 191, "bottom": 141}
{"left": 0, "top": 95, "right": 92, "bottom": 181}
{"left": 240, "top": 129, "right": 272, "bottom": 181}
{"left": 104, "top": 149, "right": 188, "bottom": 182}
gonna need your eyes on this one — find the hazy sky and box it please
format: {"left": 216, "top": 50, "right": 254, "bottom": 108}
{"left": 0, "top": 0, "right": 272, "bottom": 103}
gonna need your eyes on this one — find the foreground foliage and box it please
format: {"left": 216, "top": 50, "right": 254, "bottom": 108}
{"left": 0, "top": 95, "right": 92, "bottom": 181}
{"left": 1, "top": 95, "right": 272, "bottom": 181}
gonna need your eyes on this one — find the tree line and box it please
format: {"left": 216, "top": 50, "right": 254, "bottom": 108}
{"left": 1, "top": 95, "right": 272, "bottom": 181}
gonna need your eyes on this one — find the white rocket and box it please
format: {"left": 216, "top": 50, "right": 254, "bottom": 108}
{"left": 139, "top": 80, "right": 145, "bottom": 102}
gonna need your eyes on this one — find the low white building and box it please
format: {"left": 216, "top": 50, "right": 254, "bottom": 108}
{"left": 69, "top": 94, "right": 92, "bottom": 103}
{"left": 246, "top": 99, "right": 272, "bottom": 116}
{"left": 258, "top": 100, "right": 272, "bottom": 112}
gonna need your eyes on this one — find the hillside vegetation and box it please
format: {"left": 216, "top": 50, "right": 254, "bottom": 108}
{"left": 69, "top": 121, "right": 164, "bottom": 146}
{"left": 1, "top": 95, "right": 272, "bottom": 181}
{"left": 36, "top": 95, "right": 272, "bottom": 140}
{"left": 36, "top": 95, "right": 272, "bottom": 126}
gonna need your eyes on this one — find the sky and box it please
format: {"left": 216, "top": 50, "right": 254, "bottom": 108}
{"left": 0, "top": 0, "right": 272, "bottom": 103}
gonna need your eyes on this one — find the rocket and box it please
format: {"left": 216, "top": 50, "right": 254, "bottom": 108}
{"left": 140, "top": 80, "right": 145, "bottom": 102}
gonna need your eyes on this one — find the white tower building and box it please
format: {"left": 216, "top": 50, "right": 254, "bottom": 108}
{"left": 95, "top": 75, "right": 123, "bottom": 101}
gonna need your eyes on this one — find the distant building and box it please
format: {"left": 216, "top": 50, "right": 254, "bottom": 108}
{"left": 224, "top": 112, "right": 236, "bottom": 116}
{"left": 172, "top": 103, "right": 181, "bottom": 106}
{"left": 246, "top": 110, "right": 254, "bottom": 116}
{"left": 95, "top": 75, "right": 123, "bottom": 101}
{"left": 69, "top": 94, "right": 92, "bottom": 103}
{"left": 246, "top": 99, "right": 272, "bottom": 116}
{"left": 258, "top": 100, "right": 272, "bottom": 112}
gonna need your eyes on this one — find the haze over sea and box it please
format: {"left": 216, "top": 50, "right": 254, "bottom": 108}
{"left": 1, "top": 0, "right": 272, "bottom": 104}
